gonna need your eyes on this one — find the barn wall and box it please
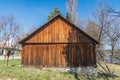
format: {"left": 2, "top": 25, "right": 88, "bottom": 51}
{"left": 21, "top": 17, "right": 97, "bottom": 67}
{"left": 26, "top": 18, "right": 94, "bottom": 43}
{"left": 22, "top": 43, "right": 96, "bottom": 67}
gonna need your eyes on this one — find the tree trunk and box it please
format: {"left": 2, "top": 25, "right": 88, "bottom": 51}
{"left": 111, "top": 47, "right": 114, "bottom": 63}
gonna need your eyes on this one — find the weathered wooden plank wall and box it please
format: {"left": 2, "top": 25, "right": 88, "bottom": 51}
{"left": 21, "top": 17, "right": 96, "bottom": 67}
{"left": 22, "top": 43, "right": 95, "bottom": 67}
{"left": 26, "top": 18, "right": 94, "bottom": 43}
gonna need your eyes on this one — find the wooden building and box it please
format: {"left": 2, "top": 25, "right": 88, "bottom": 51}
{"left": 19, "top": 15, "right": 98, "bottom": 68}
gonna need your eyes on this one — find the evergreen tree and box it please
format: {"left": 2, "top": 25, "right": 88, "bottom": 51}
{"left": 48, "top": 8, "right": 61, "bottom": 21}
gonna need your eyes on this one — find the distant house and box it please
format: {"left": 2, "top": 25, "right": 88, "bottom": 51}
{"left": 19, "top": 15, "right": 98, "bottom": 68}
{"left": 0, "top": 42, "right": 19, "bottom": 55}
{"left": 0, "top": 47, "right": 12, "bottom": 55}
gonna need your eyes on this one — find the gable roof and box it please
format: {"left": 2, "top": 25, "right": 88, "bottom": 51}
{"left": 19, "top": 14, "right": 99, "bottom": 44}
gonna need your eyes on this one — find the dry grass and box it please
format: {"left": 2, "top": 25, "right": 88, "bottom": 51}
{"left": 97, "top": 62, "right": 120, "bottom": 80}
{"left": 0, "top": 59, "right": 120, "bottom": 80}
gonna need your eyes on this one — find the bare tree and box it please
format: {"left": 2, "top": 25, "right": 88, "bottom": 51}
{"left": 87, "top": 21, "right": 100, "bottom": 40}
{"left": 92, "top": 1, "right": 111, "bottom": 62}
{"left": 0, "top": 14, "right": 23, "bottom": 66}
{"left": 66, "top": 0, "right": 78, "bottom": 24}
{"left": 107, "top": 5, "right": 120, "bottom": 62}
{"left": 106, "top": 18, "right": 120, "bottom": 62}
{"left": 0, "top": 16, "right": 10, "bottom": 48}
{"left": 92, "top": 0, "right": 115, "bottom": 74}
{"left": 93, "top": 1, "right": 112, "bottom": 46}
{"left": 94, "top": 0, "right": 120, "bottom": 62}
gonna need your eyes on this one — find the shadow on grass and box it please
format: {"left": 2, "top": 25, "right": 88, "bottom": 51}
{"left": 68, "top": 68, "right": 120, "bottom": 80}
{"left": 68, "top": 67, "right": 80, "bottom": 80}
{"left": 97, "top": 72, "right": 120, "bottom": 80}
{"left": 10, "top": 64, "right": 16, "bottom": 66}
{"left": 68, "top": 67, "right": 97, "bottom": 80}
{"left": 74, "top": 72, "right": 80, "bottom": 80}
{"left": 69, "top": 72, "right": 97, "bottom": 80}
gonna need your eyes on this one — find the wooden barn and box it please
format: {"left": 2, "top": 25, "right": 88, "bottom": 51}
{"left": 19, "top": 15, "right": 98, "bottom": 68}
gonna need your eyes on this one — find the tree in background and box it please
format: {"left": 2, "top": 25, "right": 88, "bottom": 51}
{"left": 106, "top": 18, "right": 120, "bottom": 62}
{"left": 66, "top": 0, "right": 79, "bottom": 25}
{"left": 87, "top": 21, "right": 100, "bottom": 41}
{"left": 48, "top": 7, "right": 61, "bottom": 21}
{"left": 66, "top": 0, "right": 78, "bottom": 24}
{"left": 0, "top": 14, "right": 23, "bottom": 66}
{"left": 66, "top": 0, "right": 85, "bottom": 30}
{"left": 93, "top": 1, "right": 111, "bottom": 47}
{"left": 93, "top": 0, "right": 120, "bottom": 63}
{"left": 107, "top": 4, "right": 120, "bottom": 62}
{"left": 92, "top": 0, "right": 114, "bottom": 74}
{"left": 0, "top": 15, "right": 23, "bottom": 48}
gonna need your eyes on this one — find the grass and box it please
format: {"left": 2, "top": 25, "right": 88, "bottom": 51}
{"left": 0, "top": 59, "right": 120, "bottom": 80}
{"left": 0, "top": 59, "right": 75, "bottom": 80}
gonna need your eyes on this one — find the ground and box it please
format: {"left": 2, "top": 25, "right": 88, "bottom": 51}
{"left": 0, "top": 59, "right": 120, "bottom": 80}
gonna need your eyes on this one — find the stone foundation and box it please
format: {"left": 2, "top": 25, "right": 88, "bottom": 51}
{"left": 43, "top": 67, "right": 97, "bottom": 76}
{"left": 69, "top": 67, "right": 97, "bottom": 76}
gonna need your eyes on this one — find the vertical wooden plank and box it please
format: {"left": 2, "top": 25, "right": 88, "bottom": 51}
{"left": 23, "top": 45, "right": 25, "bottom": 66}
{"left": 88, "top": 44, "right": 91, "bottom": 66}
{"left": 93, "top": 43, "right": 96, "bottom": 65}
{"left": 56, "top": 20, "right": 58, "bottom": 43}
{"left": 57, "top": 45, "right": 59, "bottom": 67}
{"left": 33, "top": 45, "right": 35, "bottom": 66}
{"left": 46, "top": 45, "right": 49, "bottom": 67}
{"left": 59, "top": 44, "right": 61, "bottom": 67}
{"left": 40, "top": 45, "right": 42, "bottom": 66}
{"left": 30, "top": 45, "right": 33, "bottom": 66}
{"left": 44, "top": 45, "right": 46, "bottom": 67}
{"left": 28, "top": 45, "right": 30, "bottom": 66}
{"left": 59, "top": 19, "right": 61, "bottom": 42}
{"left": 40, "top": 31, "right": 41, "bottom": 42}
{"left": 48, "top": 45, "right": 50, "bottom": 67}
{"left": 60, "top": 19, "right": 63, "bottom": 42}
{"left": 51, "top": 45, "right": 54, "bottom": 67}
{"left": 81, "top": 43, "right": 84, "bottom": 66}
{"left": 52, "top": 21, "right": 55, "bottom": 42}
{"left": 26, "top": 45, "right": 28, "bottom": 66}
{"left": 54, "top": 45, "right": 56, "bottom": 67}
{"left": 48, "top": 25, "right": 50, "bottom": 42}
{"left": 37, "top": 31, "right": 40, "bottom": 43}
{"left": 34, "top": 34, "right": 36, "bottom": 43}
{"left": 55, "top": 19, "right": 57, "bottom": 42}
{"left": 44, "top": 45, "right": 47, "bottom": 67}
{"left": 36, "top": 45, "right": 38, "bottom": 67}
{"left": 58, "top": 19, "right": 60, "bottom": 42}
{"left": 43, "top": 29, "right": 45, "bottom": 43}
{"left": 62, "top": 44, "right": 66, "bottom": 67}
{"left": 34, "top": 45, "right": 37, "bottom": 67}
{"left": 58, "top": 45, "right": 60, "bottom": 67}
{"left": 41, "top": 31, "right": 43, "bottom": 43}
{"left": 60, "top": 45, "right": 64, "bottom": 67}
{"left": 43, "top": 45, "right": 45, "bottom": 67}
{"left": 78, "top": 44, "right": 80, "bottom": 66}
{"left": 39, "top": 45, "right": 42, "bottom": 66}
{"left": 41, "top": 45, "right": 43, "bottom": 66}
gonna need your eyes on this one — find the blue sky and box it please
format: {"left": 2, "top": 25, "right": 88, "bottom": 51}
{"left": 0, "top": 0, "right": 120, "bottom": 33}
